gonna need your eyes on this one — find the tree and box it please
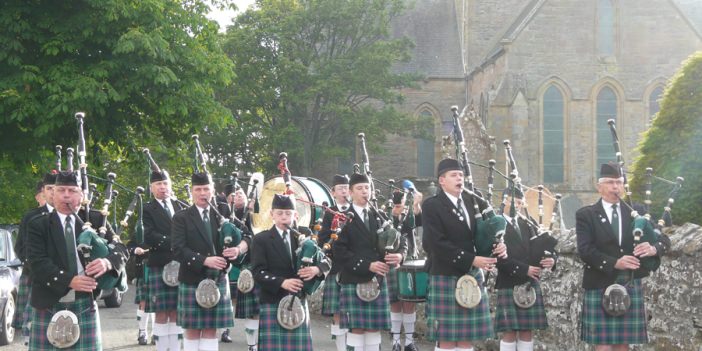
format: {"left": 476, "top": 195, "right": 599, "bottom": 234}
{"left": 629, "top": 52, "right": 702, "bottom": 225}
{"left": 216, "top": 0, "right": 421, "bottom": 175}
{"left": 0, "top": 0, "right": 235, "bottom": 223}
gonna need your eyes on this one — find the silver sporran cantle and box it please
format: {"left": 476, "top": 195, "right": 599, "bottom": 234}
{"left": 47, "top": 310, "right": 80, "bottom": 349}
{"left": 237, "top": 268, "right": 254, "bottom": 293}
{"left": 602, "top": 283, "right": 630, "bottom": 316}
{"left": 196, "top": 278, "right": 221, "bottom": 309}
{"left": 455, "top": 274, "right": 482, "bottom": 309}
{"left": 513, "top": 282, "right": 537, "bottom": 308}
{"left": 162, "top": 260, "right": 180, "bottom": 287}
{"left": 277, "top": 295, "right": 306, "bottom": 330}
{"left": 356, "top": 276, "right": 381, "bottom": 302}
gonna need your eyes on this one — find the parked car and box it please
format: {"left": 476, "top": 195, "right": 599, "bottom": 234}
{"left": 0, "top": 228, "right": 21, "bottom": 345}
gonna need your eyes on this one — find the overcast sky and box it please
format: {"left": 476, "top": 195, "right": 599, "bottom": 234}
{"left": 206, "top": 0, "right": 256, "bottom": 30}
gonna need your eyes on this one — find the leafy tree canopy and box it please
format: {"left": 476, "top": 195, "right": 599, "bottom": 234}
{"left": 213, "top": 0, "right": 421, "bottom": 175}
{"left": 630, "top": 51, "right": 702, "bottom": 225}
{"left": 0, "top": 0, "right": 235, "bottom": 223}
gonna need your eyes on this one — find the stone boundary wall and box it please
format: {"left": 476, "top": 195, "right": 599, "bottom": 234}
{"left": 310, "top": 223, "right": 702, "bottom": 350}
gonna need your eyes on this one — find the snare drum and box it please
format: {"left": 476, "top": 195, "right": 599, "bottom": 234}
{"left": 398, "top": 259, "right": 428, "bottom": 302}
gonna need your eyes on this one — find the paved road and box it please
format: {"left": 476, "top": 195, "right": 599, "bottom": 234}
{"left": 3, "top": 284, "right": 433, "bottom": 350}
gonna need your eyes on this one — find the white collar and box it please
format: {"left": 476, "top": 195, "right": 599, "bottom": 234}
{"left": 57, "top": 212, "right": 72, "bottom": 226}
{"left": 352, "top": 203, "right": 369, "bottom": 217}
{"left": 601, "top": 198, "right": 619, "bottom": 211}
{"left": 46, "top": 203, "right": 54, "bottom": 213}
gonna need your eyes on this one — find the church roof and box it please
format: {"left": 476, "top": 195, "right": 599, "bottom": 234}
{"left": 671, "top": 0, "right": 702, "bottom": 38}
{"left": 470, "top": 0, "right": 702, "bottom": 77}
{"left": 391, "top": 0, "right": 464, "bottom": 78}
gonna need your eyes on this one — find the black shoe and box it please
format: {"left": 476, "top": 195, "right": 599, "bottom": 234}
{"left": 221, "top": 329, "right": 232, "bottom": 343}
{"left": 392, "top": 341, "right": 402, "bottom": 351}
{"left": 137, "top": 331, "right": 148, "bottom": 345}
{"left": 405, "top": 343, "right": 419, "bottom": 351}
{"left": 150, "top": 336, "right": 156, "bottom": 345}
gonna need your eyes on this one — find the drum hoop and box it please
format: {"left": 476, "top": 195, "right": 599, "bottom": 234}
{"left": 196, "top": 278, "right": 221, "bottom": 309}
{"left": 512, "top": 282, "right": 537, "bottom": 309}
{"left": 455, "top": 274, "right": 482, "bottom": 309}
{"left": 356, "top": 276, "right": 380, "bottom": 302}
{"left": 162, "top": 260, "right": 180, "bottom": 287}
{"left": 252, "top": 176, "right": 333, "bottom": 233}
{"left": 237, "top": 268, "right": 254, "bottom": 293}
{"left": 47, "top": 310, "right": 80, "bottom": 349}
{"left": 277, "top": 295, "right": 306, "bottom": 330}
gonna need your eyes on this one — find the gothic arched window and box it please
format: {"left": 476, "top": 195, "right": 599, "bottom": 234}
{"left": 648, "top": 86, "right": 664, "bottom": 126}
{"left": 596, "top": 87, "right": 618, "bottom": 170}
{"left": 417, "top": 110, "right": 435, "bottom": 178}
{"left": 598, "top": 0, "right": 615, "bottom": 56}
{"left": 543, "top": 85, "right": 564, "bottom": 183}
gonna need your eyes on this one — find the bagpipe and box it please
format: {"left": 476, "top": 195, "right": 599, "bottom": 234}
{"left": 600, "top": 119, "right": 683, "bottom": 316}
{"left": 71, "top": 113, "right": 129, "bottom": 292}
{"left": 606, "top": 119, "right": 682, "bottom": 273}
{"left": 447, "top": 106, "right": 508, "bottom": 258}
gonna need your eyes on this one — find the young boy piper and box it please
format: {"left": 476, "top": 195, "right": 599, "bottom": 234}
{"left": 251, "top": 194, "right": 330, "bottom": 350}
{"left": 318, "top": 174, "right": 351, "bottom": 351}
{"left": 495, "top": 187, "right": 555, "bottom": 351}
{"left": 334, "top": 173, "right": 408, "bottom": 351}
{"left": 171, "top": 171, "right": 237, "bottom": 351}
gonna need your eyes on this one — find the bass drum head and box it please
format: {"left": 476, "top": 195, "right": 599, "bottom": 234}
{"left": 523, "top": 186, "right": 555, "bottom": 228}
{"left": 252, "top": 176, "right": 334, "bottom": 234}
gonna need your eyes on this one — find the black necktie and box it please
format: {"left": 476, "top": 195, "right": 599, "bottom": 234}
{"left": 282, "top": 230, "right": 293, "bottom": 262}
{"left": 611, "top": 203, "right": 620, "bottom": 244}
{"left": 512, "top": 217, "right": 520, "bottom": 233}
{"left": 202, "top": 209, "right": 213, "bottom": 241}
{"left": 163, "top": 200, "right": 172, "bottom": 218}
{"left": 456, "top": 198, "right": 468, "bottom": 226}
{"left": 363, "top": 208, "right": 370, "bottom": 231}
{"left": 64, "top": 216, "right": 78, "bottom": 275}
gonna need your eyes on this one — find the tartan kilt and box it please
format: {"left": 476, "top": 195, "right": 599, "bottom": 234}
{"left": 258, "top": 302, "right": 313, "bottom": 351}
{"left": 144, "top": 266, "right": 179, "bottom": 312}
{"left": 12, "top": 272, "right": 32, "bottom": 330}
{"left": 235, "top": 285, "right": 261, "bottom": 319}
{"left": 580, "top": 277, "right": 648, "bottom": 345}
{"left": 495, "top": 281, "right": 548, "bottom": 332}
{"left": 338, "top": 277, "right": 391, "bottom": 331}
{"left": 386, "top": 267, "right": 400, "bottom": 303}
{"left": 177, "top": 277, "right": 235, "bottom": 330}
{"left": 426, "top": 272, "right": 494, "bottom": 342}
{"left": 133, "top": 278, "right": 146, "bottom": 304}
{"left": 29, "top": 296, "right": 101, "bottom": 351}
{"left": 321, "top": 273, "right": 341, "bottom": 316}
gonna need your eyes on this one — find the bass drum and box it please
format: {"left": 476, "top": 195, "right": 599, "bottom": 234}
{"left": 252, "top": 176, "right": 334, "bottom": 234}
{"left": 523, "top": 186, "right": 556, "bottom": 228}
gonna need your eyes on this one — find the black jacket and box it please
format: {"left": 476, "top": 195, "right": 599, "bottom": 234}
{"left": 16, "top": 204, "right": 51, "bottom": 273}
{"left": 393, "top": 213, "right": 422, "bottom": 260}
{"left": 143, "top": 198, "right": 186, "bottom": 267}
{"left": 27, "top": 211, "right": 124, "bottom": 309}
{"left": 576, "top": 199, "right": 666, "bottom": 289}
{"left": 421, "top": 190, "right": 482, "bottom": 277}
{"left": 317, "top": 204, "right": 347, "bottom": 275}
{"left": 251, "top": 226, "right": 328, "bottom": 304}
{"left": 333, "top": 206, "right": 408, "bottom": 284}
{"left": 171, "top": 205, "right": 228, "bottom": 285}
{"left": 495, "top": 215, "right": 560, "bottom": 289}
